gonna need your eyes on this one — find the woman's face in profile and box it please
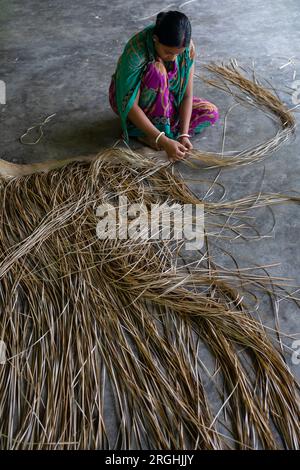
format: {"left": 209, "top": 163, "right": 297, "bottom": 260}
{"left": 153, "top": 34, "right": 186, "bottom": 62}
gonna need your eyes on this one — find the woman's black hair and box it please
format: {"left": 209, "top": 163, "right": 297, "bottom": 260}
{"left": 154, "top": 10, "right": 191, "bottom": 48}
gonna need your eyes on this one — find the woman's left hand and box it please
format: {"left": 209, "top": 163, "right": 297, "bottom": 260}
{"left": 178, "top": 136, "right": 193, "bottom": 153}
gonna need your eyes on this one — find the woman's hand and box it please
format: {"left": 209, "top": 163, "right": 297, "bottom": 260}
{"left": 160, "top": 137, "right": 188, "bottom": 162}
{"left": 178, "top": 136, "right": 193, "bottom": 151}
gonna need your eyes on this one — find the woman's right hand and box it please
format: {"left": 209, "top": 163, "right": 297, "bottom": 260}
{"left": 160, "top": 137, "right": 188, "bottom": 162}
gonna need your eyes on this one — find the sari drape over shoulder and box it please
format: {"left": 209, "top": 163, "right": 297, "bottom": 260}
{"left": 111, "top": 23, "right": 195, "bottom": 143}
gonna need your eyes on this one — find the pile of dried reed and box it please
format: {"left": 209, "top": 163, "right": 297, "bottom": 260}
{"left": 0, "top": 61, "right": 299, "bottom": 450}
{"left": 190, "top": 59, "right": 297, "bottom": 168}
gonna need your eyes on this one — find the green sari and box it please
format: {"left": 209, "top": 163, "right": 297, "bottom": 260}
{"left": 112, "top": 23, "right": 194, "bottom": 143}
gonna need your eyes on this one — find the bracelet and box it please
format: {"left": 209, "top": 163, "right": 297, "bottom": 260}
{"left": 177, "top": 133, "right": 190, "bottom": 140}
{"left": 155, "top": 131, "right": 165, "bottom": 149}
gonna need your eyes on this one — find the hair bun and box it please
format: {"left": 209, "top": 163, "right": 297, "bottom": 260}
{"left": 156, "top": 11, "right": 167, "bottom": 24}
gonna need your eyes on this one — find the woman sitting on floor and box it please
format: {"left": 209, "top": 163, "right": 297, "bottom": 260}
{"left": 109, "top": 10, "right": 219, "bottom": 162}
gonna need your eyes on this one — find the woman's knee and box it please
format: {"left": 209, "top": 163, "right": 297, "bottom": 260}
{"left": 142, "top": 61, "right": 167, "bottom": 88}
{"left": 193, "top": 98, "right": 220, "bottom": 125}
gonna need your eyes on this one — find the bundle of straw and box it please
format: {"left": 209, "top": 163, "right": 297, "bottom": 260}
{"left": 190, "top": 59, "right": 297, "bottom": 168}
{"left": 0, "top": 62, "right": 299, "bottom": 450}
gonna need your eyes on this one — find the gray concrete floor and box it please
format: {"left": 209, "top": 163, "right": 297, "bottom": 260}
{"left": 1, "top": 0, "right": 300, "bottom": 448}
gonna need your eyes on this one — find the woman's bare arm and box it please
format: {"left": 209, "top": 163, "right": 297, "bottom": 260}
{"left": 178, "top": 62, "right": 194, "bottom": 135}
